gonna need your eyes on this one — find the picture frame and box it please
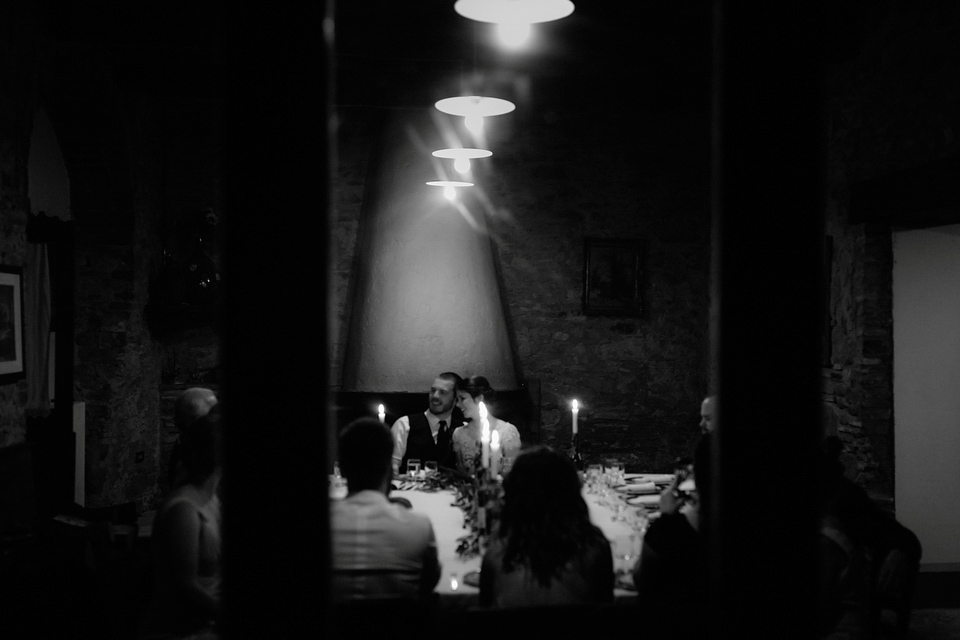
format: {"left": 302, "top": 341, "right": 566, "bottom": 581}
{"left": 0, "top": 266, "right": 25, "bottom": 384}
{"left": 582, "top": 238, "right": 644, "bottom": 316}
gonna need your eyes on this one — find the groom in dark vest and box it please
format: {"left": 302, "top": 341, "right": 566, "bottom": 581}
{"left": 391, "top": 371, "right": 464, "bottom": 474}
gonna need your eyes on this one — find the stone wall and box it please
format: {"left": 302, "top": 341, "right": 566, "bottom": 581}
{"left": 489, "top": 103, "right": 711, "bottom": 470}
{"left": 0, "top": 10, "right": 36, "bottom": 449}
{"left": 823, "top": 1, "right": 960, "bottom": 501}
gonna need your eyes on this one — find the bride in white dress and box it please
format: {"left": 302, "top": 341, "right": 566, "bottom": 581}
{"left": 451, "top": 375, "right": 522, "bottom": 475}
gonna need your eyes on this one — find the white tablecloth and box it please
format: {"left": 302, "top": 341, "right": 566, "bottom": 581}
{"left": 389, "top": 486, "right": 642, "bottom": 599}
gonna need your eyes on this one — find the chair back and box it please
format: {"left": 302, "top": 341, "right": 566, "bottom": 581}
{"left": 332, "top": 596, "right": 436, "bottom": 640}
{"left": 442, "top": 603, "right": 634, "bottom": 640}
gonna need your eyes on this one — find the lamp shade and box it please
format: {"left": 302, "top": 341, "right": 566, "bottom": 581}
{"left": 435, "top": 96, "right": 516, "bottom": 118}
{"left": 454, "top": 0, "right": 574, "bottom": 24}
{"left": 433, "top": 148, "right": 493, "bottom": 174}
{"left": 426, "top": 180, "right": 474, "bottom": 188}
{"left": 427, "top": 180, "right": 474, "bottom": 200}
{"left": 431, "top": 148, "right": 493, "bottom": 160}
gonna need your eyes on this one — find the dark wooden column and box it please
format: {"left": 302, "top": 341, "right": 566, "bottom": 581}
{"left": 709, "top": 2, "right": 825, "bottom": 636}
{"left": 220, "top": 3, "right": 332, "bottom": 638}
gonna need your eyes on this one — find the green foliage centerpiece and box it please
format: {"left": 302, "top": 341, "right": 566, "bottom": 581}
{"left": 427, "top": 451, "right": 502, "bottom": 559}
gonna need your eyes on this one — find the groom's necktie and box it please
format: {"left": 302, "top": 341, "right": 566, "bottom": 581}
{"left": 436, "top": 420, "right": 449, "bottom": 459}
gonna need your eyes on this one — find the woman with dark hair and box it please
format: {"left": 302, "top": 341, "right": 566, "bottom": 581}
{"left": 478, "top": 446, "right": 614, "bottom": 608}
{"left": 140, "top": 405, "right": 223, "bottom": 639}
{"left": 451, "top": 375, "right": 522, "bottom": 475}
{"left": 632, "top": 431, "right": 711, "bottom": 637}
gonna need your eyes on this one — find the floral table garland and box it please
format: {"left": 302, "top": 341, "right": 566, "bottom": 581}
{"left": 417, "top": 456, "right": 501, "bottom": 559}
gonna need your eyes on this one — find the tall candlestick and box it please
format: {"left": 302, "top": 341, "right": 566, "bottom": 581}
{"left": 572, "top": 399, "right": 579, "bottom": 435}
{"left": 479, "top": 402, "right": 490, "bottom": 469}
{"left": 378, "top": 404, "right": 386, "bottom": 423}
{"left": 490, "top": 430, "right": 501, "bottom": 478}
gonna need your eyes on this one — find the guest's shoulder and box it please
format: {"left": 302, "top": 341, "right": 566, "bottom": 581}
{"left": 644, "top": 512, "right": 696, "bottom": 547}
{"left": 496, "top": 420, "right": 521, "bottom": 442}
{"left": 390, "top": 414, "right": 412, "bottom": 431}
{"left": 394, "top": 505, "right": 436, "bottom": 536}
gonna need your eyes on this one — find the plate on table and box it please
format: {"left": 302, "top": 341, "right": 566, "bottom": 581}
{"left": 616, "top": 482, "right": 659, "bottom": 495}
{"left": 626, "top": 494, "right": 662, "bottom": 507}
{"left": 626, "top": 474, "right": 675, "bottom": 485}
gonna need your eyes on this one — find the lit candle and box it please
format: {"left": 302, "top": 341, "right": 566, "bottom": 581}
{"left": 479, "top": 401, "right": 490, "bottom": 469}
{"left": 490, "top": 430, "right": 501, "bottom": 478}
{"left": 378, "top": 404, "right": 385, "bottom": 423}
{"left": 572, "top": 399, "right": 579, "bottom": 435}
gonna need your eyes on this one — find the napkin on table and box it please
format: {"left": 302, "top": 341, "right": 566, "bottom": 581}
{"left": 617, "top": 481, "right": 659, "bottom": 494}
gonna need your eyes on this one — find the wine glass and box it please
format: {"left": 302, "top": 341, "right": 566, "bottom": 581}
{"left": 406, "top": 459, "right": 421, "bottom": 478}
{"left": 625, "top": 507, "right": 650, "bottom": 533}
{"left": 605, "top": 459, "right": 625, "bottom": 486}
{"left": 424, "top": 460, "right": 438, "bottom": 476}
{"left": 612, "top": 534, "right": 640, "bottom": 578}
{"left": 586, "top": 464, "right": 603, "bottom": 494}
{"left": 611, "top": 499, "right": 628, "bottom": 523}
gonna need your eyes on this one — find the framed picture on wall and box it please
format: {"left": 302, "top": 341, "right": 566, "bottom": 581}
{"left": 0, "top": 266, "right": 25, "bottom": 384}
{"left": 582, "top": 238, "right": 644, "bottom": 316}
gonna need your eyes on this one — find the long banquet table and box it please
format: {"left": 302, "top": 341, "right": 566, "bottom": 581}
{"left": 386, "top": 482, "right": 649, "bottom": 608}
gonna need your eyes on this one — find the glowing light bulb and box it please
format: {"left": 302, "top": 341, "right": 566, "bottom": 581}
{"left": 498, "top": 22, "right": 529, "bottom": 48}
{"left": 443, "top": 185, "right": 456, "bottom": 200}
{"left": 464, "top": 112, "right": 483, "bottom": 134}
{"left": 454, "top": 157, "right": 471, "bottom": 174}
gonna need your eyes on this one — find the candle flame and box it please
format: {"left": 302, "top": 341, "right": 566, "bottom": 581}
{"left": 491, "top": 430, "right": 500, "bottom": 446}
{"left": 479, "top": 401, "right": 487, "bottom": 419}
{"left": 572, "top": 399, "right": 579, "bottom": 411}
{"left": 378, "top": 404, "right": 384, "bottom": 413}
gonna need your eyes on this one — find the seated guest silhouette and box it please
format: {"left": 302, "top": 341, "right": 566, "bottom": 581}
{"left": 168, "top": 387, "right": 218, "bottom": 491}
{"left": 140, "top": 406, "right": 222, "bottom": 640}
{"left": 479, "top": 446, "right": 613, "bottom": 608}
{"left": 391, "top": 371, "right": 464, "bottom": 474}
{"left": 452, "top": 375, "right": 522, "bottom": 475}
{"left": 633, "top": 431, "right": 711, "bottom": 637}
{"left": 820, "top": 436, "right": 921, "bottom": 636}
{"left": 699, "top": 395, "right": 717, "bottom": 434}
{"left": 333, "top": 417, "right": 441, "bottom": 601}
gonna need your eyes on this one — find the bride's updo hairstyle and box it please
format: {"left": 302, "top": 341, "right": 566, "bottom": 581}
{"left": 458, "top": 375, "right": 496, "bottom": 405}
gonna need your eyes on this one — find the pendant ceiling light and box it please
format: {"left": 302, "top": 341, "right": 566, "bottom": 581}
{"left": 432, "top": 148, "right": 493, "bottom": 174}
{"left": 454, "top": 0, "right": 575, "bottom": 48}
{"left": 427, "top": 180, "right": 474, "bottom": 201}
{"left": 435, "top": 96, "right": 515, "bottom": 134}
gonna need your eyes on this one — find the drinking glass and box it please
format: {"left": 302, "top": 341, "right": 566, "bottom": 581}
{"left": 406, "top": 459, "right": 421, "bottom": 477}
{"left": 605, "top": 459, "right": 625, "bottom": 486}
{"left": 612, "top": 534, "right": 640, "bottom": 576}
{"left": 586, "top": 464, "right": 603, "bottom": 494}
{"left": 627, "top": 508, "right": 650, "bottom": 534}
{"left": 424, "top": 460, "right": 438, "bottom": 476}
{"left": 611, "top": 499, "right": 628, "bottom": 523}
